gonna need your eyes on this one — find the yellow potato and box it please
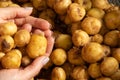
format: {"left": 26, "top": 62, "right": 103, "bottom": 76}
{"left": 51, "top": 67, "right": 66, "bottom": 80}
{"left": 1, "top": 49, "right": 22, "bottom": 69}
{"left": 14, "top": 29, "right": 30, "bottom": 47}
{"left": 0, "top": 21, "right": 17, "bottom": 36}
{"left": 26, "top": 34, "right": 47, "bottom": 59}
{"left": 0, "top": 35, "right": 14, "bottom": 52}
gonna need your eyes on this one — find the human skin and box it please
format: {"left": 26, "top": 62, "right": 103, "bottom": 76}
{"left": 0, "top": 7, "right": 54, "bottom": 80}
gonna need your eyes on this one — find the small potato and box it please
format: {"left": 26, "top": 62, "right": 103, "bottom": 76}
{"left": 81, "top": 42, "right": 105, "bottom": 63}
{"left": 8, "top": 3, "right": 20, "bottom": 7}
{"left": 1, "top": 49, "right": 22, "bottom": 69}
{"left": 14, "top": 29, "right": 30, "bottom": 47}
{"left": 72, "top": 30, "right": 90, "bottom": 47}
{"left": 90, "top": 34, "right": 103, "bottom": 43}
{"left": 110, "top": 69, "right": 120, "bottom": 80}
{"left": 0, "top": 52, "right": 5, "bottom": 61}
{"left": 54, "top": 0, "right": 72, "bottom": 15}
{"left": 103, "top": 30, "right": 119, "bottom": 47}
{"left": 26, "top": 34, "right": 47, "bottom": 59}
{"left": 91, "top": 0, "right": 111, "bottom": 9}
{"left": 81, "top": 17, "right": 102, "bottom": 35}
{"left": 68, "top": 47, "right": 85, "bottom": 65}
{"left": 102, "top": 45, "right": 111, "bottom": 56}
{"left": 0, "top": 1, "right": 12, "bottom": 7}
{"left": 67, "top": 3, "right": 86, "bottom": 22}
{"left": 21, "top": 56, "right": 32, "bottom": 67}
{"left": 32, "top": 0, "right": 47, "bottom": 11}
{"left": 51, "top": 67, "right": 66, "bottom": 80}
{"left": 74, "top": 0, "right": 92, "bottom": 10}
{"left": 46, "top": 0, "right": 56, "bottom": 8}
{"left": 104, "top": 11, "right": 120, "bottom": 29}
{"left": 0, "top": 35, "right": 14, "bottom": 52}
{"left": 88, "top": 63, "right": 102, "bottom": 78}
{"left": 71, "top": 66, "right": 89, "bottom": 80}
{"left": 0, "top": 21, "right": 17, "bottom": 36}
{"left": 62, "top": 62, "right": 74, "bottom": 79}
{"left": 87, "top": 8, "right": 105, "bottom": 19}
{"left": 71, "top": 21, "right": 81, "bottom": 34}
{"left": 100, "top": 57, "right": 119, "bottom": 76}
{"left": 50, "top": 48, "right": 67, "bottom": 65}
{"left": 112, "top": 48, "right": 120, "bottom": 63}
{"left": 55, "top": 34, "right": 72, "bottom": 51}
{"left": 96, "top": 77, "right": 112, "bottom": 80}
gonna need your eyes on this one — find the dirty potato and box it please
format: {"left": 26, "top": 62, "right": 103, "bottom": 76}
{"left": 0, "top": 35, "right": 14, "bottom": 52}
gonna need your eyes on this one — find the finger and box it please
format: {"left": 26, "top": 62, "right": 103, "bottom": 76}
{"left": 14, "top": 16, "right": 51, "bottom": 30}
{"left": 20, "top": 23, "right": 32, "bottom": 32}
{"left": 45, "top": 36, "right": 55, "bottom": 56}
{"left": 22, "top": 56, "right": 49, "bottom": 79}
{"left": 0, "top": 7, "right": 32, "bottom": 20}
{"left": 33, "top": 29, "right": 44, "bottom": 36}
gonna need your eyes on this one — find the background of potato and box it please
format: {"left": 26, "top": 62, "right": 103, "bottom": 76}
{"left": 0, "top": 0, "right": 120, "bottom": 80}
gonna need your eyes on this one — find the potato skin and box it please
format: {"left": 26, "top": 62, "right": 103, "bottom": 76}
{"left": 81, "top": 42, "right": 105, "bottom": 63}
{"left": 1, "top": 49, "right": 22, "bottom": 69}
{"left": 0, "top": 21, "right": 17, "bottom": 36}
{"left": 0, "top": 35, "right": 14, "bottom": 52}
{"left": 26, "top": 34, "right": 47, "bottom": 59}
{"left": 14, "top": 29, "right": 30, "bottom": 47}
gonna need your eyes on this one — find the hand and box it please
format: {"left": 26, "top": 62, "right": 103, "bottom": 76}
{"left": 0, "top": 7, "right": 54, "bottom": 80}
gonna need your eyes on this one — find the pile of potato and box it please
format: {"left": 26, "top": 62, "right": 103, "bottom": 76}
{"left": 0, "top": 0, "right": 120, "bottom": 80}
{"left": 0, "top": 21, "right": 47, "bottom": 69}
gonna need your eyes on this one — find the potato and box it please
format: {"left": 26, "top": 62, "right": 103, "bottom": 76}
{"left": 21, "top": 56, "right": 32, "bottom": 67}
{"left": 54, "top": 0, "right": 72, "bottom": 15}
{"left": 104, "top": 11, "right": 120, "bottom": 29}
{"left": 102, "top": 45, "right": 111, "bottom": 56}
{"left": 103, "top": 30, "right": 119, "bottom": 47}
{"left": 87, "top": 8, "right": 105, "bottom": 19}
{"left": 68, "top": 47, "right": 85, "bottom": 65}
{"left": 8, "top": 3, "right": 20, "bottom": 7}
{"left": 0, "top": 52, "right": 5, "bottom": 61}
{"left": 91, "top": 0, "right": 111, "bottom": 9}
{"left": 74, "top": 0, "right": 92, "bottom": 11}
{"left": 71, "top": 66, "right": 89, "bottom": 80}
{"left": 46, "top": 0, "right": 56, "bottom": 8}
{"left": 55, "top": 34, "right": 72, "bottom": 51}
{"left": 50, "top": 48, "right": 67, "bottom": 65}
{"left": 81, "top": 42, "right": 105, "bottom": 63}
{"left": 90, "top": 34, "right": 103, "bottom": 43}
{"left": 110, "top": 69, "right": 120, "bottom": 80}
{"left": 81, "top": 17, "right": 102, "bottom": 35}
{"left": 100, "top": 57, "right": 119, "bottom": 76}
{"left": 112, "top": 48, "right": 120, "bottom": 63}
{"left": 14, "top": 29, "right": 30, "bottom": 47}
{"left": 0, "top": 21, "right": 17, "bottom": 36}
{"left": 1, "top": 49, "right": 22, "bottom": 69}
{"left": 32, "top": 0, "right": 47, "bottom": 11}
{"left": 96, "top": 77, "right": 112, "bottom": 80}
{"left": 61, "top": 62, "right": 74, "bottom": 79}
{"left": 26, "top": 34, "right": 47, "bottom": 59}
{"left": 72, "top": 30, "right": 90, "bottom": 47}
{"left": 51, "top": 67, "right": 66, "bottom": 80}
{"left": 0, "top": 1, "right": 12, "bottom": 7}
{"left": 67, "top": 3, "right": 86, "bottom": 22}
{"left": 0, "top": 35, "right": 14, "bottom": 52}
{"left": 88, "top": 63, "right": 102, "bottom": 78}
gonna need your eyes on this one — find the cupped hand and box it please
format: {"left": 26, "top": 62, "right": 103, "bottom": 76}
{"left": 0, "top": 7, "right": 54, "bottom": 80}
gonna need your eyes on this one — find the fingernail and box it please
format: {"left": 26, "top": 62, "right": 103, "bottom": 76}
{"left": 42, "top": 56, "right": 49, "bottom": 65}
{"left": 24, "top": 7, "right": 33, "bottom": 10}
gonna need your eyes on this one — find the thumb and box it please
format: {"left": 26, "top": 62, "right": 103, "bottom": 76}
{"left": 22, "top": 56, "right": 49, "bottom": 78}
{"left": 0, "top": 7, "right": 33, "bottom": 20}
